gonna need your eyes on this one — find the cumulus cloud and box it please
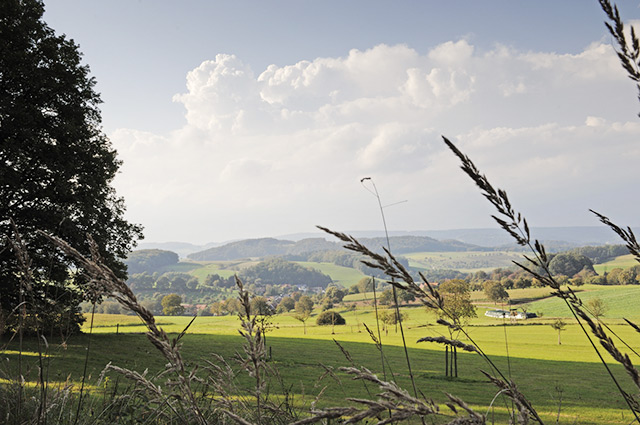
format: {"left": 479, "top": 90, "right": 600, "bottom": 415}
{"left": 111, "top": 40, "right": 640, "bottom": 242}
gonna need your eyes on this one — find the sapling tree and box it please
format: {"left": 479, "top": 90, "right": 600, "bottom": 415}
{"left": 436, "top": 279, "right": 476, "bottom": 377}
{"left": 587, "top": 297, "right": 608, "bottom": 321}
{"left": 551, "top": 319, "right": 567, "bottom": 345}
{"left": 294, "top": 295, "right": 313, "bottom": 334}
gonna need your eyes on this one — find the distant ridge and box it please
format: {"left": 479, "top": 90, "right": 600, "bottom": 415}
{"left": 421, "top": 226, "right": 634, "bottom": 248}
{"left": 279, "top": 226, "right": 635, "bottom": 248}
{"left": 187, "top": 235, "right": 483, "bottom": 261}
{"left": 136, "top": 241, "right": 227, "bottom": 258}
{"left": 187, "top": 237, "right": 339, "bottom": 261}
{"left": 139, "top": 226, "right": 637, "bottom": 258}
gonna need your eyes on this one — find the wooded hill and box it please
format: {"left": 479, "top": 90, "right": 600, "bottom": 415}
{"left": 125, "top": 249, "right": 179, "bottom": 274}
{"left": 187, "top": 235, "right": 485, "bottom": 261}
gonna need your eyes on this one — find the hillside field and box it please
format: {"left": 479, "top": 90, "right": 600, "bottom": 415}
{"left": 295, "top": 261, "right": 366, "bottom": 287}
{"left": 404, "top": 250, "right": 525, "bottom": 272}
{"left": 344, "top": 284, "right": 640, "bottom": 322}
{"left": 159, "top": 259, "right": 366, "bottom": 287}
{"left": 593, "top": 254, "right": 639, "bottom": 274}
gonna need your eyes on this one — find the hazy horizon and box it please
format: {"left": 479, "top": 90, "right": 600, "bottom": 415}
{"left": 136, "top": 225, "right": 630, "bottom": 249}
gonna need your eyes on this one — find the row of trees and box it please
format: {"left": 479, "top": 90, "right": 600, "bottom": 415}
{"left": 127, "top": 259, "right": 333, "bottom": 295}
{"left": 565, "top": 244, "right": 629, "bottom": 265}
{"left": 128, "top": 272, "right": 203, "bottom": 292}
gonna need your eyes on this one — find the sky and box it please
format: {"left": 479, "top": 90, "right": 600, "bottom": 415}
{"left": 42, "top": 1, "right": 640, "bottom": 244}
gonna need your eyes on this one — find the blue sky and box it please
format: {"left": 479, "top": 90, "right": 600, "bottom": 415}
{"left": 43, "top": 1, "right": 640, "bottom": 244}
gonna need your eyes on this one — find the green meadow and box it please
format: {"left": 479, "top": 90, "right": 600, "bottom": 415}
{"left": 295, "top": 261, "right": 366, "bottom": 287}
{"left": 594, "top": 254, "right": 639, "bottom": 274}
{"left": 525, "top": 284, "right": 640, "bottom": 320}
{"left": 5, "top": 284, "right": 640, "bottom": 425}
{"left": 405, "top": 251, "right": 525, "bottom": 273}
{"left": 183, "top": 261, "right": 239, "bottom": 279}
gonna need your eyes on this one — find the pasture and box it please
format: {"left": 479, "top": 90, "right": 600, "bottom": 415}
{"left": 525, "top": 284, "right": 640, "bottom": 320}
{"left": 405, "top": 251, "right": 525, "bottom": 273}
{"left": 593, "top": 254, "right": 639, "bottom": 274}
{"left": 5, "top": 288, "right": 640, "bottom": 425}
{"left": 295, "top": 261, "right": 366, "bottom": 287}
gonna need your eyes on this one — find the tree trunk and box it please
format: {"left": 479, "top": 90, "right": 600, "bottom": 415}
{"left": 445, "top": 346, "right": 449, "bottom": 376}
{"left": 454, "top": 346, "right": 458, "bottom": 377}
{"left": 449, "top": 347, "right": 454, "bottom": 377}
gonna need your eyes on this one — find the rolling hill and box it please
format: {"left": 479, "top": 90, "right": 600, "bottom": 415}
{"left": 187, "top": 235, "right": 484, "bottom": 261}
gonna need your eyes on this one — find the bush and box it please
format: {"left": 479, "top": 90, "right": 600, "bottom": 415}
{"left": 315, "top": 311, "right": 346, "bottom": 326}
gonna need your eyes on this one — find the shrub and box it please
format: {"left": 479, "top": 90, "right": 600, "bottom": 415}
{"left": 315, "top": 311, "right": 345, "bottom": 326}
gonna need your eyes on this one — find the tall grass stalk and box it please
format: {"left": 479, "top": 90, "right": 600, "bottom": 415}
{"left": 73, "top": 301, "right": 95, "bottom": 425}
{"left": 369, "top": 276, "right": 388, "bottom": 382}
{"left": 318, "top": 225, "right": 543, "bottom": 423}
{"left": 599, "top": 0, "right": 640, "bottom": 115}
{"left": 360, "top": 177, "right": 419, "bottom": 399}
{"left": 39, "top": 231, "right": 209, "bottom": 425}
{"left": 442, "top": 135, "right": 640, "bottom": 422}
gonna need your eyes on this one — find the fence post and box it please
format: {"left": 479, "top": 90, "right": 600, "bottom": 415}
{"left": 445, "top": 346, "right": 449, "bottom": 376}
{"left": 454, "top": 346, "right": 458, "bottom": 378}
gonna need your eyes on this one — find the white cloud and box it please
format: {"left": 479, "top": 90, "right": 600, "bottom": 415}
{"left": 428, "top": 40, "right": 474, "bottom": 65}
{"left": 172, "top": 54, "right": 270, "bottom": 134}
{"left": 220, "top": 158, "right": 273, "bottom": 182}
{"left": 111, "top": 40, "right": 640, "bottom": 242}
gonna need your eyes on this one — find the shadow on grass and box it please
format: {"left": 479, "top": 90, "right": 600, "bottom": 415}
{"left": 1, "top": 333, "right": 633, "bottom": 424}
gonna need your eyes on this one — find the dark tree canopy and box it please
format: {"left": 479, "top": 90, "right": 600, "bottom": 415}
{"left": 161, "top": 294, "right": 184, "bottom": 316}
{"left": 125, "top": 249, "right": 179, "bottom": 274}
{"left": 250, "top": 296, "right": 274, "bottom": 316}
{"left": 316, "top": 311, "right": 346, "bottom": 326}
{"left": 240, "top": 258, "right": 332, "bottom": 288}
{"left": 548, "top": 253, "right": 595, "bottom": 277}
{"left": 0, "top": 0, "right": 142, "bottom": 334}
{"left": 483, "top": 281, "right": 509, "bottom": 304}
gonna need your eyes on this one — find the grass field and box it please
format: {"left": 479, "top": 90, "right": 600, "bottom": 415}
{"left": 526, "top": 284, "right": 640, "bottom": 320}
{"left": 184, "top": 261, "right": 238, "bottom": 280}
{"left": 405, "top": 251, "right": 525, "bottom": 272}
{"left": 593, "top": 254, "right": 638, "bottom": 274}
{"left": 156, "top": 261, "right": 202, "bottom": 274}
{"left": 6, "top": 284, "right": 640, "bottom": 423}
{"left": 4, "top": 305, "right": 639, "bottom": 424}
{"left": 296, "top": 261, "right": 366, "bottom": 287}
